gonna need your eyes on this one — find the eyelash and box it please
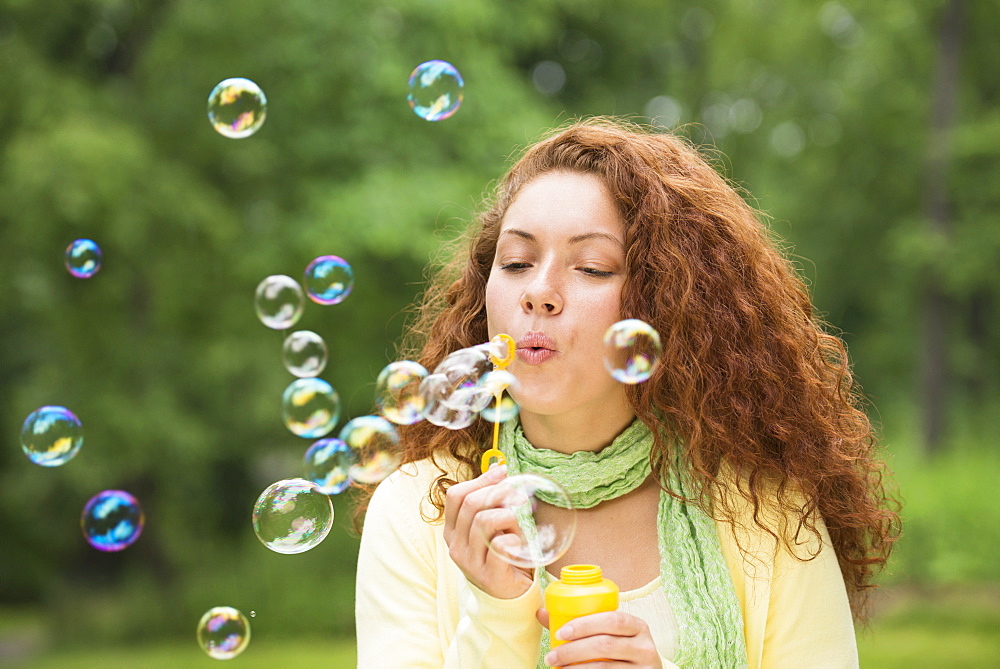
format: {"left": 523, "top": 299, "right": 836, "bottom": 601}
{"left": 499, "top": 262, "right": 614, "bottom": 278}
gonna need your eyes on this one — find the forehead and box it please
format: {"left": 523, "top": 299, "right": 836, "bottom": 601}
{"left": 499, "top": 171, "right": 624, "bottom": 241}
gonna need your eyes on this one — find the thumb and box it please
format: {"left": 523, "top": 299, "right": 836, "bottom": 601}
{"left": 535, "top": 607, "right": 549, "bottom": 628}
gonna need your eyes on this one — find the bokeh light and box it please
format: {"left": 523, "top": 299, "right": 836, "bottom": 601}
{"left": 375, "top": 361, "right": 428, "bottom": 425}
{"left": 407, "top": 60, "right": 464, "bottom": 121}
{"left": 281, "top": 377, "right": 340, "bottom": 438}
{"left": 303, "top": 255, "right": 353, "bottom": 306}
{"left": 207, "top": 78, "right": 267, "bottom": 139}
{"left": 254, "top": 275, "right": 305, "bottom": 330}
{"left": 81, "top": 490, "right": 144, "bottom": 552}
{"left": 64, "top": 238, "right": 102, "bottom": 278}
{"left": 251, "top": 478, "right": 334, "bottom": 554}
{"left": 196, "top": 606, "right": 251, "bottom": 660}
{"left": 602, "top": 319, "right": 662, "bottom": 384}
{"left": 482, "top": 473, "right": 576, "bottom": 569}
{"left": 20, "top": 405, "right": 84, "bottom": 467}
{"left": 282, "top": 330, "right": 328, "bottom": 378}
{"left": 304, "top": 437, "right": 354, "bottom": 495}
{"left": 340, "top": 415, "right": 401, "bottom": 485}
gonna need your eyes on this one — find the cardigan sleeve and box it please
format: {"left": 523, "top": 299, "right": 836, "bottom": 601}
{"left": 356, "top": 462, "right": 543, "bottom": 668}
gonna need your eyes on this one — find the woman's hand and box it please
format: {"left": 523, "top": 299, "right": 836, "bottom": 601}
{"left": 536, "top": 609, "right": 662, "bottom": 668}
{"left": 443, "top": 464, "right": 535, "bottom": 600}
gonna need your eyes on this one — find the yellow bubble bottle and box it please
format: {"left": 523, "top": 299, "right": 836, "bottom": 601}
{"left": 545, "top": 564, "right": 619, "bottom": 651}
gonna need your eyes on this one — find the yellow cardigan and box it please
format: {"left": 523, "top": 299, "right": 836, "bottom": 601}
{"left": 355, "top": 458, "right": 859, "bottom": 668}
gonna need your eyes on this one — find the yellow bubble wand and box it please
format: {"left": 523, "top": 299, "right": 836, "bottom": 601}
{"left": 480, "top": 334, "right": 515, "bottom": 474}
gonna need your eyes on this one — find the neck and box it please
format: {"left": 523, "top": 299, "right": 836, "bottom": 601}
{"left": 518, "top": 404, "right": 635, "bottom": 454}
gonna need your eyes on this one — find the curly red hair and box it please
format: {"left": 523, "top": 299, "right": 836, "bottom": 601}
{"left": 356, "top": 117, "right": 900, "bottom": 620}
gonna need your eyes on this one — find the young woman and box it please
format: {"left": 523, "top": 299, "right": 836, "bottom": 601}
{"left": 355, "top": 118, "right": 899, "bottom": 668}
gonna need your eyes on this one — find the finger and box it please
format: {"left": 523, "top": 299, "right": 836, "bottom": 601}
{"left": 544, "top": 635, "right": 634, "bottom": 668}
{"left": 535, "top": 608, "right": 549, "bottom": 628}
{"left": 443, "top": 464, "right": 507, "bottom": 536}
{"left": 554, "top": 610, "right": 646, "bottom": 643}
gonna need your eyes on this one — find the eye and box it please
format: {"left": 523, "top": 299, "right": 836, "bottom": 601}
{"left": 580, "top": 267, "right": 614, "bottom": 278}
{"left": 499, "top": 262, "right": 531, "bottom": 272}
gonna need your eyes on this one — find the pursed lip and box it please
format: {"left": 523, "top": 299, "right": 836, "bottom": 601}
{"left": 516, "top": 331, "right": 558, "bottom": 365}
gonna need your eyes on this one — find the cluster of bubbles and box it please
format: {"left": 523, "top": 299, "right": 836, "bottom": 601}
{"left": 197, "top": 606, "right": 251, "bottom": 660}
{"left": 64, "top": 239, "right": 102, "bottom": 279}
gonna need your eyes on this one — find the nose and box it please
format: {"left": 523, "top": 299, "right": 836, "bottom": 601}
{"left": 520, "top": 268, "right": 563, "bottom": 315}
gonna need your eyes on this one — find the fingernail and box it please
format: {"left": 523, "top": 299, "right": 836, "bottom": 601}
{"left": 544, "top": 651, "right": 557, "bottom": 666}
{"left": 490, "top": 463, "right": 507, "bottom": 477}
{"left": 556, "top": 624, "right": 572, "bottom": 640}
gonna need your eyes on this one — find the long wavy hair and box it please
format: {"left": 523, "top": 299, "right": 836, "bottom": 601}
{"left": 356, "top": 117, "right": 900, "bottom": 620}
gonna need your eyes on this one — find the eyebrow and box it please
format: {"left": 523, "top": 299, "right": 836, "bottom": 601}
{"left": 499, "top": 228, "right": 624, "bottom": 248}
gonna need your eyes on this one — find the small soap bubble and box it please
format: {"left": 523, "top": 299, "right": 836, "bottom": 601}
{"left": 207, "top": 77, "right": 267, "bottom": 139}
{"left": 481, "top": 394, "right": 519, "bottom": 424}
{"left": 250, "top": 611, "right": 256, "bottom": 618}
{"left": 283, "top": 330, "right": 328, "bottom": 377}
{"left": 304, "top": 437, "right": 355, "bottom": 495}
{"left": 252, "top": 478, "right": 333, "bottom": 554}
{"left": 21, "top": 405, "right": 83, "bottom": 467}
{"left": 482, "top": 473, "right": 576, "bottom": 569}
{"left": 255, "top": 275, "right": 305, "bottom": 330}
{"left": 303, "top": 255, "right": 353, "bottom": 306}
{"left": 65, "top": 239, "right": 102, "bottom": 278}
{"left": 339, "top": 415, "right": 401, "bottom": 484}
{"left": 282, "top": 378, "right": 340, "bottom": 438}
{"left": 407, "top": 60, "right": 464, "bottom": 121}
{"left": 197, "top": 606, "right": 251, "bottom": 660}
{"left": 603, "top": 319, "right": 663, "bottom": 384}
{"left": 81, "top": 490, "right": 144, "bottom": 552}
{"left": 376, "top": 361, "right": 428, "bottom": 425}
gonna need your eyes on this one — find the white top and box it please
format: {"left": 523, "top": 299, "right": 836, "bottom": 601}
{"left": 619, "top": 576, "right": 679, "bottom": 663}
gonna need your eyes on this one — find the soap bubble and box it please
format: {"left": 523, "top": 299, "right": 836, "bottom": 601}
{"left": 207, "top": 77, "right": 267, "bottom": 139}
{"left": 419, "top": 373, "right": 478, "bottom": 430}
{"left": 304, "top": 437, "right": 354, "bottom": 495}
{"left": 375, "top": 361, "right": 428, "bottom": 425}
{"left": 252, "top": 478, "right": 333, "bottom": 554}
{"left": 481, "top": 394, "right": 519, "bottom": 423}
{"left": 64, "top": 239, "right": 102, "bottom": 278}
{"left": 21, "top": 405, "right": 83, "bottom": 467}
{"left": 339, "top": 415, "right": 401, "bottom": 484}
{"left": 197, "top": 606, "right": 251, "bottom": 660}
{"left": 407, "top": 60, "right": 464, "bottom": 121}
{"left": 283, "top": 330, "right": 328, "bottom": 377}
{"left": 603, "top": 319, "right": 662, "bottom": 384}
{"left": 81, "top": 490, "right": 144, "bottom": 552}
{"left": 255, "top": 275, "right": 305, "bottom": 330}
{"left": 482, "top": 473, "right": 576, "bottom": 569}
{"left": 282, "top": 378, "right": 340, "bottom": 438}
{"left": 303, "top": 255, "right": 353, "bottom": 305}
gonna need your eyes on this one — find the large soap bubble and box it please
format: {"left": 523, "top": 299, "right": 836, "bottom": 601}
{"left": 81, "top": 490, "right": 144, "bottom": 552}
{"left": 603, "top": 319, "right": 662, "bottom": 384}
{"left": 197, "top": 606, "right": 251, "bottom": 660}
{"left": 21, "top": 405, "right": 83, "bottom": 467}
{"left": 282, "top": 330, "right": 328, "bottom": 378}
{"left": 64, "top": 239, "right": 102, "bottom": 278}
{"left": 375, "top": 361, "right": 428, "bottom": 425}
{"left": 252, "top": 478, "right": 333, "bottom": 554}
{"left": 303, "top": 255, "right": 353, "bottom": 306}
{"left": 482, "top": 473, "right": 576, "bottom": 569}
{"left": 281, "top": 377, "right": 340, "bottom": 438}
{"left": 207, "top": 77, "right": 267, "bottom": 139}
{"left": 407, "top": 60, "right": 464, "bottom": 121}
{"left": 304, "top": 437, "right": 354, "bottom": 495}
{"left": 255, "top": 275, "right": 305, "bottom": 330}
{"left": 339, "top": 415, "right": 401, "bottom": 485}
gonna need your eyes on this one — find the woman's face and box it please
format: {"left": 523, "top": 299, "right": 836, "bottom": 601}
{"left": 485, "top": 170, "right": 629, "bottom": 422}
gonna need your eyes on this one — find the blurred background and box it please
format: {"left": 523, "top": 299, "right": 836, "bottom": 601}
{"left": 0, "top": 0, "right": 997, "bottom": 666}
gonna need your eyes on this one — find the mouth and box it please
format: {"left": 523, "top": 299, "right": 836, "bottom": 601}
{"left": 515, "top": 332, "right": 557, "bottom": 365}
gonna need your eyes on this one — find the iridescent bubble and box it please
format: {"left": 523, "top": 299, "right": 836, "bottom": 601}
{"left": 197, "top": 606, "right": 251, "bottom": 660}
{"left": 375, "top": 361, "right": 428, "bottom": 425}
{"left": 252, "top": 478, "right": 333, "bottom": 554}
{"left": 21, "top": 405, "right": 83, "bottom": 467}
{"left": 255, "top": 275, "right": 305, "bottom": 330}
{"left": 303, "top": 255, "right": 353, "bottom": 306}
{"left": 207, "top": 77, "right": 267, "bottom": 139}
{"left": 603, "top": 319, "right": 663, "bottom": 384}
{"left": 340, "top": 415, "right": 401, "bottom": 485}
{"left": 481, "top": 394, "right": 519, "bottom": 424}
{"left": 283, "top": 330, "right": 328, "bottom": 378}
{"left": 419, "top": 373, "right": 477, "bottom": 430}
{"left": 407, "top": 60, "right": 464, "bottom": 121}
{"left": 81, "top": 490, "right": 144, "bottom": 552}
{"left": 282, "top": 378, "right": 340, "bottom": 438}
{"left": 64, "top": 239, "right": 101, "bottom": 278}
{"left": 482, "top": 473, "right": 576, "bottom": 569}
{"left": 304, "top": 437, "right": 354, "bottom": 495}
{"left": 479, "top": 369, "right": 518, "bottom": 398}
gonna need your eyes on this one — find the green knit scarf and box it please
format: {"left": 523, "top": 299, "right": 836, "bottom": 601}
{"left": 500, "top": 418, "right": 748, "bottom": 669}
